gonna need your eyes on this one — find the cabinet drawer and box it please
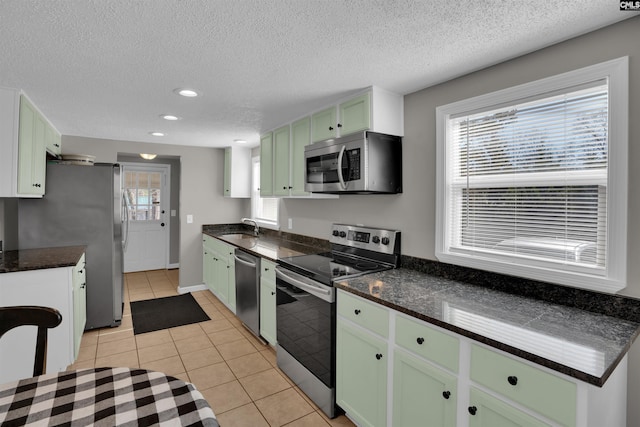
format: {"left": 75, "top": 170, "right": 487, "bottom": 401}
{"left": 261, "top": 259, "right": 276, "bottom": 283}
{"left": 471, "top": 345, "right": 576, "bottom": 426}
{"left": 337, "top": 290, "right": 389, "bottom": 338}
{"left": 395, "top": 315, "right": 459, "bottom": 373}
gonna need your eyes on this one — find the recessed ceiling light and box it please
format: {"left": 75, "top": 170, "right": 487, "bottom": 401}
{"left": 149, "top": 132, "right": 165, "bottom": 137}
{"left": 174, "top": 88, "right": 199, "bottom": 97}
{"left": 234, "top": 139, "right": 247, "bottom": 144}
{"left": 140, "top": 153, "right": 157, "bottom": 160}
{"left": 161, "top": 114, "right": 181, "bottom": 121}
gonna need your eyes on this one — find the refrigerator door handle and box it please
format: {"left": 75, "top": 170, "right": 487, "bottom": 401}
{"left": 122, "top": 193, "right": 131, "bottom": 251}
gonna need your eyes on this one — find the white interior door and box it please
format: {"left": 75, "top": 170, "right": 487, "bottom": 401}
{"left": 122, "top": 163, "right": 170, "bottom": 273}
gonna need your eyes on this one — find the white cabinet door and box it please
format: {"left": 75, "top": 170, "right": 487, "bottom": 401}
{"left": 0, "top": 267, "right": 76, "bottom": 383}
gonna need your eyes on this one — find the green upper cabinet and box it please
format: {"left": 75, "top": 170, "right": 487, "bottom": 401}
{"left": 259, "top": 132, "right": 274, "bottom": 197}
{"left": 18, "top": 95, "right": 46, "bottom": 196}
{"left": 273, "top": 125, "right": 291, "bottom": 197}
{"left": 0, "top": 88, "right": 59, "bottom": 197}
{"left": 339, "top": 92, "right": 371, "bottom": 135}
{"left": 290, "top": 116, "right": 310, "bottom": 196}
{"left": 311, "top": 87, "right": 403, "bottom": 143}
{"left": 45, "top": 120, "right": 62, "bottom": 156}
{"left": 223, "top": 146, "right": 251, "bottom": 198}
{"left": 311, "top": 106, "right": 337, "bottom": 142}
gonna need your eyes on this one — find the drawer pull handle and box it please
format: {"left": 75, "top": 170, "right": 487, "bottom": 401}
{"left": 271, "top": 291, "right": 276, "bottom": 295}
{"left": 468, "top": 406, "right": 477, "bottom": 416}
{"left": 354, "top": 309, "right": 361, "bottom": 315}
{"left": 375, "top": 353, "right": 383, "bottom": 360}
{"left": 507, "top": 376, "right": 518, "bottom": 386}
{"left": 442, "top": 391, "right": 451, "bottom": 399}
{"left": 416, "top": 337, "right": 425, "bottom": 345}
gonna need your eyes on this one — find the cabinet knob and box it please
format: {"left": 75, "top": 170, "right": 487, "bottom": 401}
{"left": 337, "top": 123, "right": 342, "bottom": 128}
{"left": 354, "top": 309, "right": 361, "bottom": 315}
{"left": 328, "top": 126, "right": 334, "bottom": 131}
{"left": 507, "top": 375, "right": 518, "bottom": 386}
{"left": 54, "top": 143, "right": 60, "bottom": 147}
{"left": 288, "top": 186, "right": 292, "bottom": 189}
{"left": 416, "top": 337, "right": 425, "bottom": 345}
{"left": 78, "top": 269, "right": 83, "bottom": 274}
{"left": 468, "top": 406, "right": 477, "bottom": 416}
{"left": 264, "top": 267, "right": 269, "bottom": 271}
{"left": 271, "top": 291, "right": 276, "bottom": 295}
{"left": 80, "top": 283, "right": 86, "bottom": 288}
{"left": 442, "top": 391, "right": 451, "bottom": 400}
{"left": 375, "top": 353, "right": 383, "bottom": 360}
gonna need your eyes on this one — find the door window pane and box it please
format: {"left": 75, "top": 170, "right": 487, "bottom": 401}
{"left": 125, "top": 171, "right": 162, "bottom": 221}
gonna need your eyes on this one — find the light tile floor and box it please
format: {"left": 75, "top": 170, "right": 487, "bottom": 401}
{"left": 68, "top": 269, "right": 355, "bottom": 427}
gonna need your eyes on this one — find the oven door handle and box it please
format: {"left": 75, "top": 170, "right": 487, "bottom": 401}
{"left": 276, "top": 268, "right": 334, "bottom": 301}
{"left": 337, "top": 145, "right": 347, "bottom": 190}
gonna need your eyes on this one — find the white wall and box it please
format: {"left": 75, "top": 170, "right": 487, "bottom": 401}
{"left": 62, "top": 135, "right": 250, "bottom": 289}
{"left": 281, "top": 16, "right": 640, "bottom": 424}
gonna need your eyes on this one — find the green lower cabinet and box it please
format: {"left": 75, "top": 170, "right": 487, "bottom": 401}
{"left": 392, "top": 349, "right": 457, "bottom": 427}
{"left": 336, "top": 319, "right": 387, "bottom": 427}
{"left": 260, "top": 259, "right": 277, "bottom": 345}
{"left": 259, "top": 278, "right": 276, "bottom": 345}
{"left": 468, "top": 388, "right": 549, "bottom": 427}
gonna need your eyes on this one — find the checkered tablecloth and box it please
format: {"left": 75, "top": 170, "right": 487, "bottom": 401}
{"left": 0, "top": 367, "right": 218, "bottom": 426}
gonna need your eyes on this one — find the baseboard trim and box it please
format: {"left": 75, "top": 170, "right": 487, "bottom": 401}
{"left": 167, "top": 263, "right": 180, "bottom": 269}
{"left": 178, "top": 283, "right": 207, "bottom": 294}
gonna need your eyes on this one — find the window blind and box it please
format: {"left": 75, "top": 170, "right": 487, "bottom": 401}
{"left": 446, "top": 82, "right": 609, "bottom": 269}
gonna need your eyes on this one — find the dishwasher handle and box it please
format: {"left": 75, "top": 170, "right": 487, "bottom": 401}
{"left": 234, "top": 254, "right": 257, "bottom": 268}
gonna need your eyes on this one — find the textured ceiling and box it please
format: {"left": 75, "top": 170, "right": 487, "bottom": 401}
{"left": 0, "top": 1, "right": 635, "bottom": 148}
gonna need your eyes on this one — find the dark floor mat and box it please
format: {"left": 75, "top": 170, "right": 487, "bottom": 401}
{"left": 131, "top": 293, "right": 210, "bottom": 335}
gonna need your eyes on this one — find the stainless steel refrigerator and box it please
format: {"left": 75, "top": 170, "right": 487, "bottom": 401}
{"left": 18, "top": 162, "right": 125, "bottom": 329}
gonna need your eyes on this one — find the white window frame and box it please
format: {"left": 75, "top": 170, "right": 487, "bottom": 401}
{"left": 435, "top": 57, "right": 628, "bottom": 293}
{"left": 251, "top": 156, "right": 279, "bottom": 230}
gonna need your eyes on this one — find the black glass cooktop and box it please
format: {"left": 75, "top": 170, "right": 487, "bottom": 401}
{"left": 278, "top": 251, "right": 391, "bottom": 286}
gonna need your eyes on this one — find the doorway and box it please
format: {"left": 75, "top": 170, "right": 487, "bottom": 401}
{"left": 121, "top": 163, "right": 170, "bottom": 272}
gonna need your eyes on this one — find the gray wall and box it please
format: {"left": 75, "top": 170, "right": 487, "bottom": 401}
{"left": 282, "top": 17, "right": 640, "bottom": 424}
{"left": 62, "top": 135, "right": 250, "bottom": 288}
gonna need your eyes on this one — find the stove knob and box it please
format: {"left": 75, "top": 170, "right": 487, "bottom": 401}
{"left": 381, "top": 237, "right": 390, "bottom": 245}
{"left": 339, "top": 231, "right": 346, "bottom": 238}
{"left": 332, "top": 267, "right": 340, "bottom": 275}
{"left": 332, "top": 230, "right": 340, "bottom": 236}
{"left": 372, "top": 236, "right": 380, "bottom": 244}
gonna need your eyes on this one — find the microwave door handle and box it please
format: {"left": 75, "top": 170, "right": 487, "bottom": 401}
{"left": 337, "top": 145, "right": 347, "bottom": 190}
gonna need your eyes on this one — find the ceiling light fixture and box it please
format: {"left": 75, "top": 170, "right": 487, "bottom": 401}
{"left": 234, "top": 139, "right": 247, "bottom": 144}
{"left": 149, "top": 132, "right": 165, "bottom": 137}
{"left": 174, "top": 88, "right": 199, "bottom": 97}
{"left": 140, "top": 153, "right": 157, "bottom": 160}
{"left": 161, "top": 114, "right": 181, "bottom": 121}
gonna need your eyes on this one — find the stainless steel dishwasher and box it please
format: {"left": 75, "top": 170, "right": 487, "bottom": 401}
{"left": 234, "top": 248, "right": 261, "bottom": 339}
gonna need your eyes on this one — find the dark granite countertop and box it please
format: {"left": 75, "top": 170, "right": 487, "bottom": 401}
{"left": 0, "top": 246, "right": 86, "bottom": 273}
{"left": 202, "top": 224, "right": 329, "bottom": 261}
{"left": 336, "top": 268, "right": 640, "bottom": 387}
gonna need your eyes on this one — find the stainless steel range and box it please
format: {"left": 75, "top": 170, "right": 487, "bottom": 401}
{"left": 275, "top": 224, "right": 401, "bottom": 418}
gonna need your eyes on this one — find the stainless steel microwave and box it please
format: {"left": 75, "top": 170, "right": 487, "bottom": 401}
{"left": 304, "top": 131, "right": 402, "bottom": 194}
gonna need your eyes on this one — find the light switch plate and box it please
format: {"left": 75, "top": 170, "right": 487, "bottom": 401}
{"left": 187, "top": 214, "right": 193, "bottom": 224}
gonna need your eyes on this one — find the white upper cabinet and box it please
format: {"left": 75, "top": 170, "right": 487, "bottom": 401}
{"left": 0, "top": 87, "right": 60, "bottom": 198}
{"left": 223, "top": 146, "right": 251, "bottom": 198}
{"left": 311, "top": 86, "right": 404, "bottom": 142}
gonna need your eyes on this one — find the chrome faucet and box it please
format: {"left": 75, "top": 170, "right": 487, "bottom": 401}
{"left": 241, "top": 218, "right": 259, "bottom": 236}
